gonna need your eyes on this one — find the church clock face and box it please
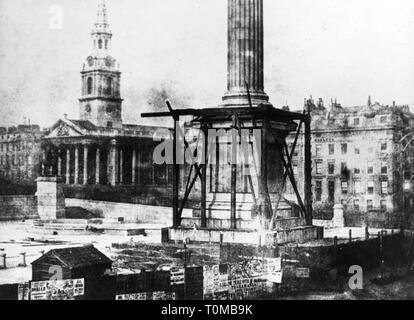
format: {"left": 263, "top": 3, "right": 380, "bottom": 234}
{"left": 105, "top": 57, "right": 113, "bottom": 68}
{"left": 87, "top": 56, "right": 94, "bottom": 67}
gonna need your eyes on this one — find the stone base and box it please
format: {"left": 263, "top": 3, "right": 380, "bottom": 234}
{"left": 166, "top": 225, "right": 323, "bottom": 246}
{"left": 36, "top": 177, "right": 66, "bottom": 221}
{"left": 221, "top": 90, "right": 271, "bottom": 108}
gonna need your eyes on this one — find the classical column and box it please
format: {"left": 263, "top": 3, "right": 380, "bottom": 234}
{"left": 108, "top": 139, "right": 119, "bottom": 186}
{"left": 66, "top": 149, "right": 70, "bottom": 184}
{"left": 57, "top": 155, "right": 62, "bottom": 177}
{"left": 74, "top": 147, "right": 79, "bottom": 185}
{"left": 132, "top": 149, "right": 137, "bottom": 184}
{"left": 83, "top": 145, "right": 88, "bottom": 185}
{"left": 119, "top": 149, "right": 124, "bottom": 184}
{"left": 96, "top": 148, "right": 100, "bottom": 184}
{"left": 222, "top": 0, "right": 269, "bottom": 107}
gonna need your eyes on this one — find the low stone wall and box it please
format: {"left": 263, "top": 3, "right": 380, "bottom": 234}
{"left": 0, "top": 196, "right": 39, "bottom": 221}
{"left": 65, "top": 198, "right": 191, "bottom": 226}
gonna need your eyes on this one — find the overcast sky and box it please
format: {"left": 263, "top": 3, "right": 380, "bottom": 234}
{"left": 1, "top": 0, "right": 414, "bottom": 128}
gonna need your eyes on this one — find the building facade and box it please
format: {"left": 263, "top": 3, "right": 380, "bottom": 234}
{"left": 287, "top": 98, "right": 414, "bottom": 228}
{"left": 0, "top": 125, "right": 44, "bottom": 186}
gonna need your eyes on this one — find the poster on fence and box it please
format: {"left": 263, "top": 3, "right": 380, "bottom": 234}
{"left": 30, "top": 279, "right": 84, "bottom": 300}
{"left": 18, "top": 283, "right": 30, "bottom": 301}
{"left": 116, "top": 292, "right": 176, "bottom": 301}
{"left": 170, "top": 267, "right": 185, "bottom": 286}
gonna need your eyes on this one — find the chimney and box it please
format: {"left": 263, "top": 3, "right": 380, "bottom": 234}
{"left": 222, "top": 0, "right": 269, "bottom": 108}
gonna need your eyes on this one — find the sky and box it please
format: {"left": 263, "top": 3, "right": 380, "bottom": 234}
{"left": 0, "top": 0, "right": 414, "bottom": 128}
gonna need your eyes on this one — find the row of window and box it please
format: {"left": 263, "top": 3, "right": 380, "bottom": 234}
{"left": 314, "top": 161, "right": 388, "bottom": 175}
{"left": 316, "top": 142, "right": 388, "bottom": 156}
{"left": 0, "top": 155, "right": 33, "bottom": 166}
{"left": 342, "top": 199, "right": 388, "bottom": 212}
{"left": 315, "top": 180, "right": 389, "bottom": 202}
{"left": 351, "top": 116, "right": 388, "bottom": 126}
{"left": 0, "top": 169, "right": 34, "bottom": 181}
{"left": 0, "top": 141, "right": 34, "bottom": 153}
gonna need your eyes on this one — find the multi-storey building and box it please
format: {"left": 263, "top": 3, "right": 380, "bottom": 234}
{"left": 0, "top": 125, "right": 44, "bottom": 186}
{"left": 286, "top": 97, "right": 414, "bottom": 228}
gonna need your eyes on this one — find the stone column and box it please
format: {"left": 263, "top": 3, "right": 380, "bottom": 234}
{"left": 96, "top": 148, "right": 100, "bottom": 184}
{"left": 119, "top": 149, "right": 124, "bottom": 184}
{"left": 66, "top": 149, "right": 70, "bottom": 184}
{"left": 83, "top": 145, "right": 88, "bottom": 185}
{"left": 132, "top": 149, "right": 137, "bottom": 184}
{"left": 108, "top": 139, "right": 119, "bottom": 186}
{"left": 58, "top": 155, "right": 62, "bottom": 177}
{"left": 222, "top": 0, "right": 269, "bottom": 107}
{"left": 74, "top": 147, "right": 79, "bottom": 185}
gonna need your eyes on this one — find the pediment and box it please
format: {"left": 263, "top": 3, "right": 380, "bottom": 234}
{"left": 46, "top": 120, "right": 84, "bottom": 138}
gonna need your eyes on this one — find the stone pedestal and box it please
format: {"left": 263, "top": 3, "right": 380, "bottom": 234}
{"left": 36, "top": 177, "right": 66, "bottom": 220}
{"left": 333, "top": 204, "right": 345, "bottom": 228}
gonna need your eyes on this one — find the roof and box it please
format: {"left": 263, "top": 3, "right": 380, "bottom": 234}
{"left": 69, "top": 120, "right": 98, "bottom": 131}
{"left": 32, "top": 245, "right": 112, "bottom": 269}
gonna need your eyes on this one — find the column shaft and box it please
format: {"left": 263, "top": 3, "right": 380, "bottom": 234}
{"left": 66, "top": 149, "right": 70, "bottom": 184}
{"left": 132, "top": 150, "right": 137, "bottom": 184}
{"left": 83, "top": 145, "right": 88, "bottom": 185}
{"left": 96, "top": 148, "right": 100, "bottom": 184}
{"left": 74, "top": 147, "right": 79, "bottom": 185}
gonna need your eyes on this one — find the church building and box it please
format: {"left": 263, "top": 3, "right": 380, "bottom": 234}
{"left": 41, "top": 1, "right": 171, "bottom": 193}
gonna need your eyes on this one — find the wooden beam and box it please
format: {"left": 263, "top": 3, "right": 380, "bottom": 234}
{"left": 304, "top": 111, "right": 313, "bottom": 225}
{"left": 201, "top": 123, "right": 208, "bottom": 228}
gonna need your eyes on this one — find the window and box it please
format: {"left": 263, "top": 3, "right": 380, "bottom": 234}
{"left": 315, "top": 181, "right": 322, "bottom": 202}
{"left": 354, "top": 148, "right": 360, "bottom": 155}
{"left": 87, "top": 77, "right": 93, "bottom": 95}
{"left": 367, "top": 164, "right": 374, "bottom": 175}
{"left": 107, "top": 122, "right": 113, "bottom": 128}
{"left": 328, "top": 144, "right": 334, "bottom": 155}
{"left": 341, "top": 143, "right": 348, "bottom": 155}
{"left": 354, "top": 118, "right": 360, "bottom": 125}
{"left": 381, "top": 181, "right": 388, "bottom": 195}
{"left": 404, "top": 180, "right": 411, "bottom": 191}
{"left": 354, "top": 168, "right": 361, "bottom": 174}
{"left": 381, "top": 163, "right": 388, "bottom": 174}
{"left": 380, "top": 200, "right": 387, "bottom": 211}
{"left": 328, "top": 162, "right": 335, "bottom": 175}
{"left": 380, "top": 116, "right": 387, "bottom": 124}
{"left": 328, "top": 181, "right": 335, "bottom": 203}
{"left": 354, "top": 181, "right": 362, "bottom": 194}
{"left": 341, "top": 199, "right": 348, "bottom": 209}
{"left": 98, "top": 39, "right": 103, "bottom": 49}
{"left": 367, "top": 181, "right": 374, "bottom": 194}
{"left": 367, "top": 200, "right": 373, "bottom": 211}
{"left": 316, "top": 162, "right": 323, "bottom": 175}
{"left": 293, "top": 163, "right": 298, "bottom": 175}
{"left": 341, "top": 181, "right": 348, "bottom": 194}
{"left": 354, "top": 199, "right": 360, "bottom": 211}
{"left": 316, "top": 144, "right": 322, "bottom": 156}
{"left": 105, "top": 77, "right": 113, "bottom": 95}
{"left": 105, "top": 39, "right": 108, "bottom": 49}
{"left": 381, "top": 143, "right": 387, "bottom": 151}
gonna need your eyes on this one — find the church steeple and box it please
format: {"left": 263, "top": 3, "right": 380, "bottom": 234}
{"left": 92, "top": 0, "right": 112, "bottom": 52}
{"left": 79, "top": 0, "right": 123, "bottom": 129}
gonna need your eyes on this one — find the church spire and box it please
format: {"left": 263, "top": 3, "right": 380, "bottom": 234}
{"left": 91, "top": 0, "right": 112, "bottom": 52}
{"left": 95, "top": 0, "right": 109, "bottom": 30}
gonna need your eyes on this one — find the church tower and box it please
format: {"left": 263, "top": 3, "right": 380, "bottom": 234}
{"left": 79, "top": 0, "right": 123, "bottom": 129}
